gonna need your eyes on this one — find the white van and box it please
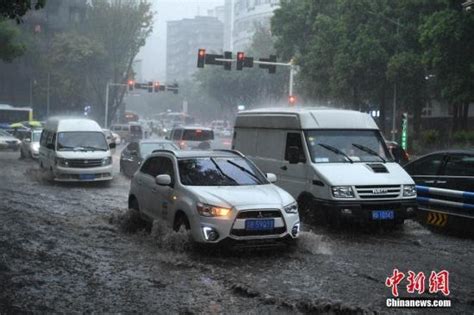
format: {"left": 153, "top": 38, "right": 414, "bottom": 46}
{"left": 233, "top": 108, "right": 417, "bottom": 225}
{"left": 39, "top": 118, "right": 115, "bottom": 182}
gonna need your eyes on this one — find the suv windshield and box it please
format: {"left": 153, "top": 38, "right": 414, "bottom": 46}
{"left": 182, "top": 129, "right": 213, "bottom": 141}
{"left": 178, "top": 157, "right": 267, "bottom": 186}
{"left": 305, "top": 130, "right": 391, "bottom": 163}
{"left": 57, "top": 132, "right": 109, "bottom": 151}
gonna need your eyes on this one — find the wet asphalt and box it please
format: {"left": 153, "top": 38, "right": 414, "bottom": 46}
{"left": 0, "top": 149, "right": 473, "bottom": 314}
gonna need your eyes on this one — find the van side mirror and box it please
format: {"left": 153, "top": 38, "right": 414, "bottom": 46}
{"left": 287, "top": 146, "right": 301, "bottom": 164}
{"left": 155, "top": 174, "right": 172, "bottom": 186}
{"left": 109, "top": 142, "right": 116, "bottom": 149}
{"left": 24, "top": 138, "right": 31, "bottom": 143}
{"left": 266, "top": 173, "right": 277, "bottom": 183}
{"left": 46, "top": 143, "right": 54, "bottom": 150}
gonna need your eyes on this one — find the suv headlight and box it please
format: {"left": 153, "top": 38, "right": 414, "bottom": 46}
{"left": 283, "top": 202, "right": 298, "bottom": 214}
{"left": 197, "top": 202, "right": 231, "bottom": 217}
{"left": 102, "top": 157, "right": 112, "bottom": 166}
{"left": 332, "top": 186, "right": 355, "bottom": 198}
{"left": 56, "top": 158, "right": 69, "bottom": 167}
{"left": 403, "top": 185, "right": 417, "bottom": 197}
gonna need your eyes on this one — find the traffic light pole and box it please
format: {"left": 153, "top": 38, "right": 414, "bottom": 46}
{"left": 104, "top": 82, "right": 127, "bottom": 129}
{"left": 214, "top": 57, "right": 297, "bottom": 105}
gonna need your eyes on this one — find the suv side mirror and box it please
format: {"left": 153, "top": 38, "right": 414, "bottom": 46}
{"left": 155, "top": 174, "right": 172, "bottom": 186}
{"left": 287, "top": 146, "right": 301, "bottom": 164}
{"left": 109, "top": 142, "right": 116, "bottom": 149}
{"left": 266, "top": 173, "right": 277, "bottom": 183}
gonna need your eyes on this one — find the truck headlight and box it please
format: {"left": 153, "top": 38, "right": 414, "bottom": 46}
{"left": 197, "top": 202, "right": 231, "bottom": 217}
{"left": 102, "top": 157, "right": 112, "bottom": 166}
{"left": 403, "top": 185, "right": 417, "bottom": 197}
{"left": 56, "top": 158, "right": 69, "bottom": 167}
{"left": 332, "top": 186, "right": 355, "bottom": 198}
{"left": 283, "top": 202, "right": 298, "bottom": 214}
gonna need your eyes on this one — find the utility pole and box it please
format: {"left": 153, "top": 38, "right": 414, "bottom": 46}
{"left": 46, "top": 72, "right": 50, "bottom": 118}
{"left": 391, "top": 20, "right": 400, "bottom": 141}
{"left": 104, "top": 81, "right": 127, "bottom": 129}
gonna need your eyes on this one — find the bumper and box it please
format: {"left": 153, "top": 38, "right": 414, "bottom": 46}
{"left": 0, "top": 143, "right": 20, "bottom": 150}
{"left": 53, "top": 165, "right": 114, "bottom": 182}
{"left": 189, "top": 210, "right": 300, "bottom": 244}
{"left": 313, "top": 198, "right": 417, "bottom": 223}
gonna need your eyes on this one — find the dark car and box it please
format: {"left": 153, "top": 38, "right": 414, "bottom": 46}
{"left": 404, "top": 150, "right": 473, "bottom": 192}
{"left": 386, "top": 141, "right": 410, "bottom": 165}
{"left": 120, "top": 139, "right": 179, "bottom": 177}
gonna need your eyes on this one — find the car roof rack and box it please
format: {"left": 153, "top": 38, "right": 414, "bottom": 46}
{"left": 213, "top": 149, "right": 244, "bottom": 157}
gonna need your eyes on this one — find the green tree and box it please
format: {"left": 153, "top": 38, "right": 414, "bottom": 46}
{"left": 80, "top": 0, "right": 153, "bottom": 125}
{"left": 48, "top": 33, "right": 107, "bottom": 112}
{"left": 420, "top": 2, "right": 474, "bottom": 132}
{"left": 0, "top": 0, "right": 46, "bottom": 23}
{"left": 0, "top": 20, "right": 25, "bottom": 62}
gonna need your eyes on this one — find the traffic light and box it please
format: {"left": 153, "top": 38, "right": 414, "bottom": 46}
{"left": 236, "top": 52, "right": 245, "bottom": 71}
{"left": 148, "top": 81, "right": 153, "bottom": 93}
{"left": 224, "top": 51, "right": 232, "bottom": 71}
{"left": 154, "top": 81, "right": 160, "bottom": 92}
{"left": 197, "top": 49, "right": 206, "bottom": 68}
{"left": 127, "top": 80, "right": 134, "bottom": 91}
{"left": 259, "top": 55, "right": 277, "bottom": 74}
{"left": 289, "top": 95, "right": 297, "bottom": 106}
{"left": 167, "top": 83, "right": 179, "bottom": 94}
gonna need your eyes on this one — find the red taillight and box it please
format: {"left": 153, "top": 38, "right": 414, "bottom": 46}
{"left": 180, "top": 141, "right": 187, "bottom": 149}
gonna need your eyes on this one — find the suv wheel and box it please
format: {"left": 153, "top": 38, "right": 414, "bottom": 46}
{"left": 173, "top": 212, "right": 190, "bottom": 232}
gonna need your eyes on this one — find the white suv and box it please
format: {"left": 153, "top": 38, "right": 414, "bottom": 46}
{"left": 128, "top": 149, "right": 300, "bottom": 245}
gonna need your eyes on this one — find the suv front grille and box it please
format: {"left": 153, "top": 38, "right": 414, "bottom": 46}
{"left": 67, "top": 159, "right": 103, "bottom": 168}
{"left": 236, "top": 210, "right": 282, "bottom": 219}
{"left": 355, "top": 185, "right": 401, "bottom": 199}
{"left": 231, "top": 209, "right": 286, "bottom": 237}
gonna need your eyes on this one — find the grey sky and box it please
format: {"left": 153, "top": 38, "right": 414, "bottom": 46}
{"left": 137, "top": 0, "right": 224, "bottom": 82}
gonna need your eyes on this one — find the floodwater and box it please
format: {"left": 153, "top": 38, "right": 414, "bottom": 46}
{"left": 1, "top": 150, "right": 473, "bottom": 313}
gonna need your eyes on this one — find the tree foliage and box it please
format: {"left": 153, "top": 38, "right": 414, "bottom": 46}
{"left": 272, "top": 0, "right": 473, "bottom": 134}
{"left": 0, "top": 0, "right": 46, "bottom": 23}
{"left": 0, "top": 20, "right": 25, "bottom": 62}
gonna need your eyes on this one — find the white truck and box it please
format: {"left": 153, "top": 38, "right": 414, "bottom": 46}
{"left": 233, "top": 108, "right": 417, "bottom": 225}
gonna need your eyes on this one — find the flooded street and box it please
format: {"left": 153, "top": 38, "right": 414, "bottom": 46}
{"left": 1, "top": 150, "right": 473, "bottom": 314}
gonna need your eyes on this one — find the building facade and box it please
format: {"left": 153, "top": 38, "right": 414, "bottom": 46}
{"left": 232, "top": 0, "right": 280, "bottom": 51}
{"left": 166, "top": 16, "right": 224, "bottom": 82}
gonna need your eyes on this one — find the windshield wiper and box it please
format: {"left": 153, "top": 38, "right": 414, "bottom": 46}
{"left": 77, "top": 146, "right": 107, "bottom": 151}
{"left": 352, "top": 143, "right": 386, "bottom": 163}
{"left": 210, "top": 158, "right": 238, "bottom": 185}
{"left": 318, "top": 143, "right": 353, "bottom": 163}
{"left": 225, "top": 159, "right": 263, "bottom": 183}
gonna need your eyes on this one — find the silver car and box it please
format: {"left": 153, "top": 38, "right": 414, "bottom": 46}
{"left": 0, "top": 130, "right": 21, "bottom": 151}
{"left": 20, "top": 129, "right": 42, "bottom": 159}
{"left": 128, "top": 150, "right": 300, "bottom": 246}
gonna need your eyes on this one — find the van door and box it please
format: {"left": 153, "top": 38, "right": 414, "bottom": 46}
{"left": 277, "top": 132, "right": 310, "bottom": 198}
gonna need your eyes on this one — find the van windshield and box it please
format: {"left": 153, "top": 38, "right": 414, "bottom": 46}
{"left": 57, "top": 132, "right": 109, "bottom": 151}
{"left": 305, "top": 130, "right": 392, "bottom": 163}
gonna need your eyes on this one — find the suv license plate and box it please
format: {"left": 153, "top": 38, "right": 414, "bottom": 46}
{"left": 245, "top": 219, "right": 274, "bottom": 231}
{"left": 372, "top": 210, "right": 394, "bottom": 220}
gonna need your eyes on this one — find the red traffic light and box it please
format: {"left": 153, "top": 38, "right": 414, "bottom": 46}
{"left": 289, "top": 95, "right": 297, "bottom": 105}
{"left": 236, "top": 51, "right": 245, "bottom": 70}
{"left": 237, "top": 52, "right": 245, "bottom": 61}
{"left": 197, "top": 49, "right": 206, "bottom": 68}
{"left": 154, "top": 81, "right": 160, "bottom": 92}
{"left": 127, "top": 80, "right": 135, "bottom": 91}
